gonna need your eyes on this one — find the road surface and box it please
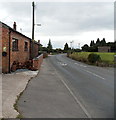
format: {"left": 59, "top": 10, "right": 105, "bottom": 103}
{"left": 18, "top": 54, "right": 114, "bottom": 118}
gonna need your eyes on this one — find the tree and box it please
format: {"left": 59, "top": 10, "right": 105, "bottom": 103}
{"left": 56, "top": 48, "right": 63, "bottom": 53}
{"left": 96, "top": 38, "right": 100, "bottom": 46}
{"left": 100, "top": 38, "right": 106, "bottom": 46}
{"left": 90, "top": 40, "right": 95, "bottom": 47}
{"left": 81, "top": 44, "right": 89, "bottom": 52}
{"left": 107, "top": 41, "right": 116, "bottom": 52}
{"left": 90, "top": 41, "right": 93, "bottom": 47}
{"left": 92, "top": 40, "right": 95, "bottom": 46}
{"left": 47, "top": 39, "right": 53, "bottom": 53}
{"left": 64, "top": 43, "right": 69, "bottom": 52}
{"left": 88, "top": 46, "right": 98, "bottom": 52}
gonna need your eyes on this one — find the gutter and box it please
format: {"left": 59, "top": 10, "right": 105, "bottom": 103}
{"left": 8, "top": 29, "right": 11, "bottom": 73}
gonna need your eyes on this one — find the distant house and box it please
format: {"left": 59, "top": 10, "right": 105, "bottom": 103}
{"left": 0, "top": 21, "right": 40, "bottom": 73}
{"left": 98, "top": 46, "right": 111, "bottom": 52}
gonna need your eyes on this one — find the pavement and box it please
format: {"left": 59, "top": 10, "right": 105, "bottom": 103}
{"left": 18, "top": 54, "right": 114, "bottom": 118}
{"left": 2, "top": 69, "right": 39, "bottom": 118}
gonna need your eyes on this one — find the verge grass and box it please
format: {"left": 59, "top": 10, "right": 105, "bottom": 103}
{"left": 69, "top": 52, "right": 115, "bottom": 66}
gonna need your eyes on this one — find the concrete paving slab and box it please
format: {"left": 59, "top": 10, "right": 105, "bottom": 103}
{"left": 2, "top": 69, "right": 39, "bottom": 118}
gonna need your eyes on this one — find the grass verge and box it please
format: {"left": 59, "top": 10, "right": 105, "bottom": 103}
{"left": 69, "top": 52, "right": 115, "bottom": 67}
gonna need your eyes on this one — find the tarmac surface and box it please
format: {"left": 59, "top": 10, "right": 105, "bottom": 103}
{"left": 18, "top": 54, "right": 114, "bottom": 118}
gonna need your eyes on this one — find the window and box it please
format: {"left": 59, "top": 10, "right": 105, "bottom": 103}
{"left": 12, "top": 38, "right": 18, "bottom": 51}
{"left": 24, "top": 41, "right": 28, "bottom": 51}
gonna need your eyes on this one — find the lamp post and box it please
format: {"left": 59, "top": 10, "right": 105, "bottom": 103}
{"left": 35, "top": 24, "right": 41, "bottom": 26}
{"left": 70, "top": 40, "right": 74, "bottom": 49}
{"left": 78, "top": 43, "right": 80, "bottom": 49}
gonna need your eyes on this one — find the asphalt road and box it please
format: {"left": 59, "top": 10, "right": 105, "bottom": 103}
{"left": 18, "top": 54, "right": 114, "bottom": 118}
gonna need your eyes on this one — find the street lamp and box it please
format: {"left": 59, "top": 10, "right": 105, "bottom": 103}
{"left": 78, "top": 43, "right": 80, "bottom": 49}
{"left": 70, "top": 40, "right": 74, "bottom": 49}
{"left": 31, "top": 1, "right": 41, "bottom": 59}
{"left": 35, "top": 24, "right": 41, "bottom": 26}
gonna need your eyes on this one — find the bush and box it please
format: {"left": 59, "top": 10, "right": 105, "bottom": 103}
{"left": 88, "top": 53, "right": 101, "bottom": 63}
{"left": 43, "top": 52, "right": 48, "bottom": 58}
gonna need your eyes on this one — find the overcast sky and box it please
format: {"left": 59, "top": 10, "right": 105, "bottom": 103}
{"left": 0, "top": 1, "right": 114, "bottom": 48}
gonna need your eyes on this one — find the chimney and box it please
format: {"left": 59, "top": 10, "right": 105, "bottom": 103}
{"left": 13, "top": 22, "right": 16, "bottom": 30}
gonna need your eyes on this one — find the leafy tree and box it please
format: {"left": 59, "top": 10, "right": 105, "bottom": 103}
{"left": 88, "top": 46, "right": 98, "bottom": 52}
{"left": 102, "top": 38, "right": 106, "bottom": 43}
{"left": 81, "top": 44, "right": 89, "bottom": 52}
{"left": 111, "top": 41, "right": 116, "bottom": 52}
{"left": 64, "top": 43, "right": 69, "bottom": 52}
{"left": 41, "top": 47, "right": 48, "bottom": 51}
{"left": 90, "top": 40, "right": 95, "bottom": 47}
{"left": 96, "top": 38, "right": 100, "bottom": 46}
{"left": 81, "top": 38, "right": 115, "bottom": 52}
{"left": 90, "top": 41, "right": 93, "bottom": 47}
{"left": 47, "top": 39, "right": 53, "bottom": 53}
{"left": 107, "top": 41, "right": 116, "bottom": 52}
{"left": 100, "top": 38, "right": 106, "bottom": 46}
{"left": 73, "top": 48, "right": 81, "bottom": 52}
{"left": 56, "top": 48, "right": 63, "bottom": 53}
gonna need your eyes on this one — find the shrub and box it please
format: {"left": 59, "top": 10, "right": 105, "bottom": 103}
{"left": 88, "top": 53, "right": 101, "bottom": 63}
{"left": 43, "top": 52, "right": 48, "bottom": 58}
{"left": 25, "top": 60, "right": 32, "bottom": 69}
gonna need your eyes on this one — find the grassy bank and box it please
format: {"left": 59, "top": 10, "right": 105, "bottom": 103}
{"left": 69, "top": 52, "right": 115, "bottom": 66}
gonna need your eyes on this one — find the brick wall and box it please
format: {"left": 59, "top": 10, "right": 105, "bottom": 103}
{"left": 2, "top": 24, "right": 31, "bottom": 73}
{"left": 33, "top": 43, "right": 39, "bottom": 57}
{"left": 2, "top": 26, "right": 10, "bottom": 73}
{"left": 32, "top": 54, "right": 43, "bottom": 70}
{"left": 10, "top": 31, "right": 30, "bottom": 68}
{"left": 1, "top": 22, "right": 41, "bottom": 73}
{"left": 30, "top": 41, "right": 39, "bottom": 59}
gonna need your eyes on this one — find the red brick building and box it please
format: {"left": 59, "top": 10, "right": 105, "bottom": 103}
{"left": 1, "top": 21, "right": 40, "bottom": 73}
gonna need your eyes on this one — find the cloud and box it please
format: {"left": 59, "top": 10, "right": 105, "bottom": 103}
{"left": 0, "top": 2, "right": 114, "bottom": 48}
{"left": 37, "top": 29, "right": 114, "bottom": 49}
{"left": 36, "top": 2, "right": 113, "bottom": 36}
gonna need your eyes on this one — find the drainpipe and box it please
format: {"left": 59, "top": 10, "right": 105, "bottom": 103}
{"left": 8, "top": 29, "right": 11, "bottom": 73}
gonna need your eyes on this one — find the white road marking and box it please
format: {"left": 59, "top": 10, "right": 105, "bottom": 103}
{"left": 53, "top": 67, "right": 92, "bottom": 118}
{"left": 84, "top": 70, "right": 105, "bottom": 80}
{"left": 58, "top": 62, "right": 67, "bottom": 66}
{"left": 74, "top": 63, "right": 105, "bottom": 80}
{"left": 61, "top": 63, "right": 67, "bottom": 66}
{"left": 75, "top": 63, "right": 87, "bottom": 67}
{"left": 80, "top": 64, "right": 87, "bottom": 67}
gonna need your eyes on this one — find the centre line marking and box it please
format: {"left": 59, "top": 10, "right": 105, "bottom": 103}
{"left": 85, "top": 70, "right": 105, "bottom": 80}
{"left": 75, "top": 63, "right": 87, "bottom": 67}
{"left": 74, "top": 63, "right": 105, "bottom": 80}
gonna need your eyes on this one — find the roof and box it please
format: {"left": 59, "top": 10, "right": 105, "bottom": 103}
{"left": 0, "top": 21, "right": 31, "bottom": 40}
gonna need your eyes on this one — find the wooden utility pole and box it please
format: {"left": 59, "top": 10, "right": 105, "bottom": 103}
{"left": 31, "top": 1, "right": 35, "bottom": 59}
{"left": 32, "top": 1, "right": 35, "bottom": 41}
